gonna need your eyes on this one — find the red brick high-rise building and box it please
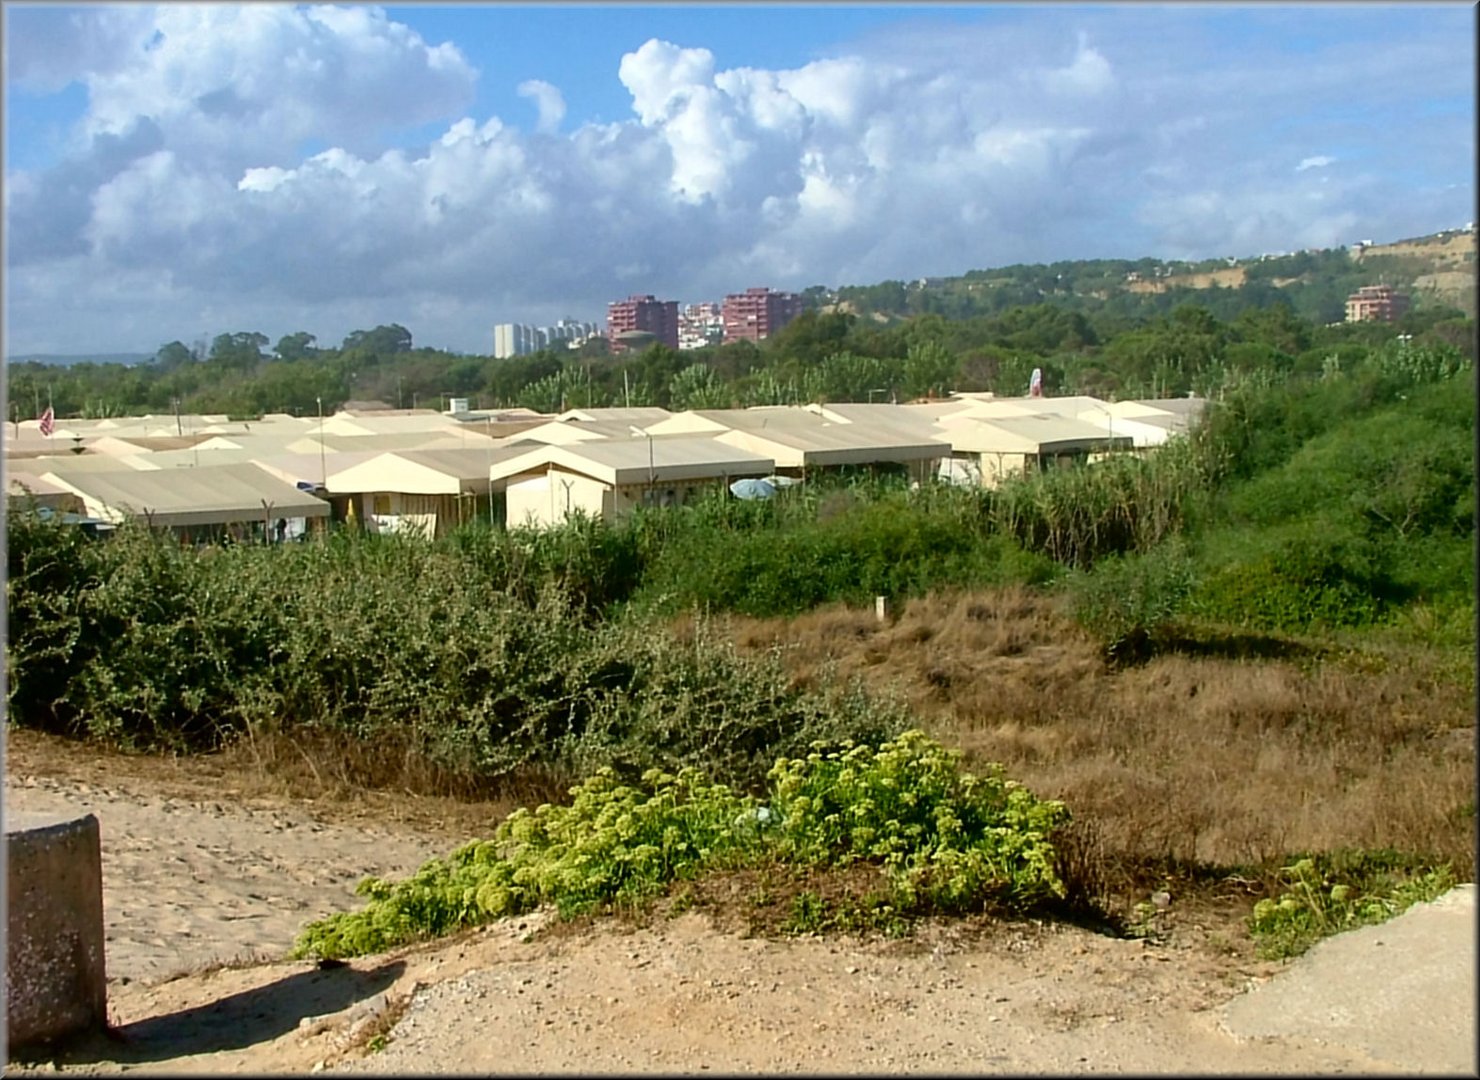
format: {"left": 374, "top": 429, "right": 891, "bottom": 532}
{"left": 722, "top": 287, "right": 804, "bottom": 344}
{"left": 1344, "top": 284, "right": 1410, "bottom": 323}
{"left": 606, "top": 295, "right": 680, "bottom": 352}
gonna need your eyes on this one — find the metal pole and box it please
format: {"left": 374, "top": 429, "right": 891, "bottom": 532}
{"left": 317, "top": 395, "right": 326, "bottom": 490}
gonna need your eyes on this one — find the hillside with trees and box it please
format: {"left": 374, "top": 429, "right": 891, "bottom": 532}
{"left": 7, "top": 230, "right": 1473, "bottom": 423}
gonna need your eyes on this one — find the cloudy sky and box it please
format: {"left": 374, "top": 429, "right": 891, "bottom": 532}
{"left": 4, "top": 3, "right": 1474, "bottom": 356}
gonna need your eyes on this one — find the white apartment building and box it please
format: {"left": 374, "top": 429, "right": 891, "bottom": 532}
{"left": 493, "top": 319, "right": 601, "bottom": 359}
{"left": 678, "top": 303, "right": 725, "bottom": 350}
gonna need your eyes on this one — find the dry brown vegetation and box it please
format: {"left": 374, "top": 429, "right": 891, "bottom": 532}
{"left": 10, "top": 581, "right": 1469, "bottom": 932}
{"left": 1357, "top": 230, "right": 1476, "bottom": 267}
{"left": 1124, "top": 267, "right": 1248, "bottom": 294}
{"left": 679, "top": 587, "right": 1475, "bottom": 884}
{"left": 4, "top": 725, "right": 533, "bottom": 845}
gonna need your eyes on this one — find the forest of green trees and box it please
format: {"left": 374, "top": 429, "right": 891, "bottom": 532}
{"left": 7, "top": 276, "right": 1473, "bottom": 424}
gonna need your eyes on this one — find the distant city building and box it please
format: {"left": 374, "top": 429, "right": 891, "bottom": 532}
{"left": 679, "top": 303, "right": 725, "bottom": 350}
{"left": 1344, "top": 284, "right": 1410, "bottom": 324}
{"left": 606, "top": 295, "right": 679, "bottom": 352}
{"left": 721, "top": 287, "right": 804, "bottom": 344}
{"left": 494, "top": 319, "right": 601, "bottom": 358}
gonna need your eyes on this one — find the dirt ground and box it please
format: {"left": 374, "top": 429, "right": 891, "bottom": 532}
{"left": 0, "top": 731, "right": 1456, "bottom": 1074}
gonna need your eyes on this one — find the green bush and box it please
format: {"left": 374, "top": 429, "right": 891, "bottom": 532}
{"left": 1065, "top": 541, "right": 1197, "bottom": 660}
{"left": 5, "top": 510, "right": 104, "bottom": 735}
{"left": 291, "top": 730, "right": 1070, "bottom": 959}
{"left": 3, "top": 518, "right": 903, "bottom": 790}
{"left": 766, "top": 730, "right": 1070, "bottom": 912}
{"left": 1190, "top": 524, "right": 1402, "bottom": 633}
{"left": 1248, "top": 854, "right": 1457, "bottom": 960}
{"left": 632, "top": 482, "right": 1054, "bottom": 618}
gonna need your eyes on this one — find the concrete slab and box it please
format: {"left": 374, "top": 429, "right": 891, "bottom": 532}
{"left": 6, "top": 810, "right": 109, "bottom": 1054}
{"left": 1221, "top": 884, "right": 1477, "bottom": 1073}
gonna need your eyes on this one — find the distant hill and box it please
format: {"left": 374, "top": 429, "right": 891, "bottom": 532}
{"left": 828, "top": 226, "right": 1477, "bottom": 325}
{"left": 8, "top": 353, "right": 155, "bottom": 367}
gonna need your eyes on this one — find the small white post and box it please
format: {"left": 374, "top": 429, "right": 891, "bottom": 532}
{"left": 875, "top": 595, "right": 888, "bottom": 623}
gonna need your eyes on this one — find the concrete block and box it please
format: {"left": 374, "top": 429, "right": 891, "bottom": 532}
{"left": 6, "top": 811, "right": 108, "bottom": 1054}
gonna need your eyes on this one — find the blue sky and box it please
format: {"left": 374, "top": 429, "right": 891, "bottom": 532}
{"left": 4, "top": 3, "right": 1474, "bottom": 356}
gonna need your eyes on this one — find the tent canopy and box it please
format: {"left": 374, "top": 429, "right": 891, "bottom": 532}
{"left": 490, "top": 436, "right": 773, "bottom": 488}
{"left": 42, "top": 462, "right": 329, "bottom": 527}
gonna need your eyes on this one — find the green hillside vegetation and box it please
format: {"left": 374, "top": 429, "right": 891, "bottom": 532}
{"left": 9, "top": 340, "right": 1471, "bottom": 753}
{"left": 9, "top": 230, "right": 1473, "bottom": 421}
{"left": 6, "top": 237, "right": 1473, "bottom": 960}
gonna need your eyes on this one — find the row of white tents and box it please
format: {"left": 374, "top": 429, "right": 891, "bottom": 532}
{"left": 6, "top": 393, "right": 1205, "bottom": 538}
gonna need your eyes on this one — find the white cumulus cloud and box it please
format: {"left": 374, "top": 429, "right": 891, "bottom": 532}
{"left": 3, "top": 7, "right": 1473, "bottom": 354}
{"left": 517, "top": 79, "right": 567, "bottom": 134}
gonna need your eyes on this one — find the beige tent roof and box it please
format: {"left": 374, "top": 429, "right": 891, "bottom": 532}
{"left": 642, "top": 411, "right": 733, "bottom": 436}
{"left": 133, "top": 446, "right": 291, "bottom": 470}
{"left": 938, "top": 413, "right": 1131, "bottom": 455}
{"left": 1126, "top": 396, "right": 1208, "bottom": 419}
{"left": 454, "top": 419, "right": 547, "bottom": 441}
{"left": 327, "top": 447, "right": 525, "bottom": 495}
{"left": 456, "top": 407, "right": 548, "bottom": 422}
{"left": 802, "top": 403, "right": 950, "bottom": 442}
{"left": 1070, "top": 410, "right": 1177, "bottom": 448}
{"left": 8, "top": 472, "right": 75, "bottom": 498}
{"left": 88, "top": 434, "right": 216, "bottom": 455}
{"left": 285, "top": 430, "right": 497, "bottom": 455}
{"left": 14, "top": 452, "right": 156, "bottom": 473}
{"left": 883, "top": 399, "right": 982, "bottom": 421}
{"left": 249, "top": 451, "right": 382, "bottom": 490}
{"left": 186, "top": 432, "right": 309, "bottom": 455}
{"left": 490, "top": 436, "right": 772, "bottom": 488}
{"left": 319, "top": 411, "right": 466, "bottom": 437}
{"left": 42, "top": 462, "right": 329, "bottom": 527}
{"left": 714, "top": 419, "right": 947, "bottom": 469}
{"left": 556, "top": 407, "right": 674, "bottom": 426}
{"left": 646, "top": 408, "right": 829, "bottom": 438}
{"left": 501, "top": 419, "right": 648, "bottom": 447}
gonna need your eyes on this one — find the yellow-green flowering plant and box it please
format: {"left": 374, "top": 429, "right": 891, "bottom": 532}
{"left": 1248, "top": 856, "right": 1456, "bottom": 960}
{"left": 293, "top": 731, "right": 1070, "bottom": 960}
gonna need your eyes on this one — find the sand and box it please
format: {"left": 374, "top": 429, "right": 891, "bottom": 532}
{"left": 4, "top": 761, "right": 1472, "bottom": 1074}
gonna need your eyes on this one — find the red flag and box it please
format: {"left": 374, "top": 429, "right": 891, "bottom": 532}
{"left": 38, "top": 406, "right": 55, "bottom": 437}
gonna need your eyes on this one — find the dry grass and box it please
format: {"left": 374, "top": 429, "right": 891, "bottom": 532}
{"left": 699, "top": 587, "right": 1475, "bottom": 880}
{"left": 9, "top": 583, "right": 1469, "bottom": 927}
{"left": 4, "top": 725, "right": 554, "bottom": 844}
{"left": 226, "top": 725, "right": 573, "bottom": 816}
{"left": 1125, "top": 267, "right": 1247, "bottom": 294}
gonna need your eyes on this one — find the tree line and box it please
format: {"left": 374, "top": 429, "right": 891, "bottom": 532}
{"left": 7, "top": 289, "right": 1471, "bottom": 423}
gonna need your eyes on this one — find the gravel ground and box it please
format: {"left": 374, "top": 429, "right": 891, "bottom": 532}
{"left": 6, "top": 752, "right": 1473, "bottom": 1075}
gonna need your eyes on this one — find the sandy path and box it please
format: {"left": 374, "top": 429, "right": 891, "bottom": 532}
{"left": 4, "top": 768, "right": 1466, "bottom": 1075}
{"left": 328, "top": 915, "right": 1404, "bottom": 1076}
{"left": 5, "top": 774, "right": 444, "bottom": 984}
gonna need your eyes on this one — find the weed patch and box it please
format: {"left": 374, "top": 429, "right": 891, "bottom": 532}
{"left": 1247, "top": 853, "right": 1457, "bottom": 960}
{"left": 290, "top": 731, "right": 1069, "bottom": 959}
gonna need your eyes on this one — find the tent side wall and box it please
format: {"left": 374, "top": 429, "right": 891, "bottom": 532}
{"left": 505, "top": 472, "right": 552, "bottom": 528}
{"left": 366, "top": 492, "right": 471, "bottom": 538}
{"left": 505, "top": 467, "right": 613, "bottom": 528}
